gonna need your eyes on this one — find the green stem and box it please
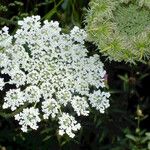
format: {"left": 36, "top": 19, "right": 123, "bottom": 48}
{"left": 0, "top": 17, "right": 17, "bottom": 25}
{"left": 34, "top": 102, "right": 37, "bottom": 108}
{"left": 0, "top": 103, "right": 29, "bottom": 118}
{"left": 42, "top": 0, "right": 64, "bottom": 20}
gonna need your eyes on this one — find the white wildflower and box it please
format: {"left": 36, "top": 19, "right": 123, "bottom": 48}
{"left": 71, "top": 96, "right": 89, "bottom": 116}
{"left": 3, "top": 89, "right": 25, "bottom": 111}
{"left": 40, "top": 82, "right": 55, "bottom": 99}
{"left": 42, "top": 98, "right": 60, "bottom": 119}
{"left": 58, "top": 113, "right": 81, "bottom": 138}
{"left": 0, "top": 26, "right": 12, "bottom": 48}
{"left": 0, "top": 53, "right": 9, "bottom": 68}
{"left": 15, "top": 107, "right": 41, "bottom": 132}
{"left": 26, "top": 70, "right": 40, "bottom": 85}
{"left": 56, "top": 89, "right": 72, "bottom": 106}
{"left": 89, "top": 90, "right": 110, "bottom": 113}
{"left": 70, "top": 26, "right": 87, "bottom": 44}
{"left": 9, "top": 70, "right": 26, "bottom": 87}
{"left": 24, "top": 86, "right": 41, "bottom": 103}
{"left": 0, "top": 15, "right": 110, "bottom": 137}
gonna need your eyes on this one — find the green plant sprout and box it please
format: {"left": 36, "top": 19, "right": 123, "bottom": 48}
{"left": 124, "top": 105, "right": 150, "bottom": 150}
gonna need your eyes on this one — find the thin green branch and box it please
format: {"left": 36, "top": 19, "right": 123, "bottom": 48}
{"left": 0, "top": 17, "right": 17, "bottom": 25}
{"left": 42, "top": 0, "right": 64, "bottom": 20}
{"left": 0, "top": 103, "right": 29, "bottom": 118}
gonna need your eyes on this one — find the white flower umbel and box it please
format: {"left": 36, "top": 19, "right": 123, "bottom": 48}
{"left": 40, "top": 82, "right": 55, "bottom": 99}
{"left": 3, "top": 89, "right": 25, "bottom": 111}
{"left": 71, "top": 96, "right": 89, "bottom": 116}
{"left": 0, "top": 15, "right": 110, "bottom": 137}
{"left": 9, "top": 70, "right": 26, "bottom": 87}
{"left": 26, "top": 70, "right": 40, "bottom": 85}
{"left": 0, "top": 78, "right": 5, "bottom": 91}
{"left": 24, "top": 85, "right": 41, "bottom": 103}
{"left": 0, "top": 26, "right": 12, "bottom": 48}
{"left": 15, "top": 107, "right": 41, "bottom": 132}
{"left": 42, "top": 98, "right": 60, "bottom": 119}
{"left": 58, "top": 113, "right": 81, "bottom": 138}
{"left": 56, "top": 89, "right": 72, "bottom": 106}
{"left": 70, "top": 26, "right": 86, "bottom": 44}
{"left": 89, "top": 90, "right": 110, "bottom": 113}
{"left": 0, "top": 53, "right": 9, "bottom": 68}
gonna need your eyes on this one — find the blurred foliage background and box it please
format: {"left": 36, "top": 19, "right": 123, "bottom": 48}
{"left": 0, "top": 0, "right": 150, "bottom": 150}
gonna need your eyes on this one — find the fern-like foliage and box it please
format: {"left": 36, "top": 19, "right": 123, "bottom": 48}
{"left": 85, "top": 0, "right": 150, "bottom": 64}
{"left": 0, "top": 4, "right": 7, "bottom": 12}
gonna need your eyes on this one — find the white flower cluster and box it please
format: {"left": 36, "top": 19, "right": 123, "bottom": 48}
{"left": 3, "top": 89, "right": 25, "bottom": 111}
{"left": 58, "top": 113, "right": 81, "bottom": 138}
{"left": 15, "top": 107, "right": 41, "bottom": 132}
{"left": 0, "top": 16, "right": 110, "bottom": 138}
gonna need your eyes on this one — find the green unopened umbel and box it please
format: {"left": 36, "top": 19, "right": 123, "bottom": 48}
{"left": 85, "top": 0, "right": 150, "bottom": 63}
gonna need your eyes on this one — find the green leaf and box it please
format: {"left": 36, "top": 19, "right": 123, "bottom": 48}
{"left": 148, "top": 142, "right": 150, "bottom": 150}
{"left": 126, "top": 134, "right": 137, "bottom": 142}
{"left": 42, "top": 135, "right": 52, "bottom": 141}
